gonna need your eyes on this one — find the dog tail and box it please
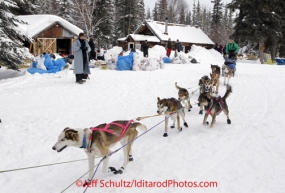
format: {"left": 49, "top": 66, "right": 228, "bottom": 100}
{"left": 222, "top": 85, "right": 232, "bottom": 100}
{"left": 175, "top": 82, "right": 181, "bottom": 90}
{"left": 134, "top": 122, "right": 147, "bottom": 132}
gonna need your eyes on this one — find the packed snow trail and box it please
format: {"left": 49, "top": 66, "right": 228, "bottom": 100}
{"left": 0, "top": 62, "right": 285, "bottom": 193}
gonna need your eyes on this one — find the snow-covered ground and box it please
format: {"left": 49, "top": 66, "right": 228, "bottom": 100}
{"left": 1, "top": 57, "right": 285, "bottom": 193}
{"left": 0, "top": 68, "right": 26, "bottom": 80}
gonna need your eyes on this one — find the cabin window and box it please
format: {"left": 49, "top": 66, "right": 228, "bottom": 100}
{"left": 128, "top": 42, "right": 134, "bottom": 50}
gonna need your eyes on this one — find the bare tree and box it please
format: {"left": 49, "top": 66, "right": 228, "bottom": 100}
{"left": 72, "top": 0, "right": 106, "bottom": 37}
{"left": 167, "top": 0, "right": 189, "bottom": 23}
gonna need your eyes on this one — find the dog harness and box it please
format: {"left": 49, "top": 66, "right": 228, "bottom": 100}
{"left": 206, "top": 97, "right": 225, "bottom": 116}
{"left": 80, "top": 120, "right": 134, "bottom": 149}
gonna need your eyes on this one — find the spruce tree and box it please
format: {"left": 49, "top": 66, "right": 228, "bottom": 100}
{"left": 152, "top": 3, "right": 158, "bottom": 21}
{"left": 146, "top": 7, "right": 151, "bottom": 20}
{"left": 93, "top": 0, "right": 115, "bottom": 47}
{"left": 157, "top": 0, "right": 167, "bottom": 22}
{"left": 196, "top": 0, "right": 201, "bottom": 26}
{"left": 228, "top": 0, "right": 285, "bottom": 63}
{"left": 169, "top": 6, "right": 176, "bottom": 23}
{"left": 179, "top": 6, "right": 185, "bottom": 24}
{"left": 115, "top": 0, "right": 144, "bottom": 38}
{"left": 185, "top": 11, "right": 192, "bottom": 25}
{"left": 9, "top": 0, "right": 37, "bottom": 15}
{"left": 192, "top": 0, "right": 196, "bottom": 25}
{"left": 209, "top": 0, "right": 224, "bottom": 44}
{"left": 0, "top": 0, "right": 33, "bottom": 70}
{"left": 57, "top": 0, "right": 75, "bottom": 23}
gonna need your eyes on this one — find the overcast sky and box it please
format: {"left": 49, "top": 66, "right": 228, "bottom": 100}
{"left": 144, "top": 0, "right": 228, "bottom": 12}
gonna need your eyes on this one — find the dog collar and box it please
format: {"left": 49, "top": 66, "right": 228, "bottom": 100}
{"left": 80, "top": 133, "right": 87, "bottom": 148}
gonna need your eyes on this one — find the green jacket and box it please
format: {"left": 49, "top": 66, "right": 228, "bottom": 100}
{"left": 226, "top": 42, "right": 239, "bottom": 54}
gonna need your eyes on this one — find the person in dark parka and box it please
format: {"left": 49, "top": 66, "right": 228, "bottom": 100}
{"left": 88, "top": 36, "right": 96, "bottom": 61}
{"left": 174, "top": 39, "right": 183, "bottom": 52}
{"left": 72, "top": 33, "right": 91, "bottom": 84}
{"left": 141, "top": 40, "right": 149, "bottom": 57}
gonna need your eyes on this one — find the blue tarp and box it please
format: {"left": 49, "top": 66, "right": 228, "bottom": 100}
{"left": 117, "top": 52, "right": 135, "bottom": 71}
{"left": 27, "top": 54, "right": 66, "bottom": 74}
{"left": 275, "top": 58, "right": 285, "bottom": 65}
{"left": 224, "top": 57, "right": 236, "bottom": 70}
{"left": 226, "top": 63, "right": 236, "bottom": 70}
{"left": 162, "top": 57, "right": 171, "bottom": 63}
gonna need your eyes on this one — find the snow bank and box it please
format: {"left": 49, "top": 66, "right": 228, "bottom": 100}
{"left": 187, "top": 45, "right": 224, "bottom": 64}
{"left": 104, "top": 46, "right": 166, "bottom": 71}
{"left": 148, "top": 45, "right": 167, "bottom": 58}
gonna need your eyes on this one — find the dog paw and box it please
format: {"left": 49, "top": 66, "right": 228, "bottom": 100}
{"left": 163, "top": 133, "right": 168, "bottom": 137}
{"left": 188, "top": 109, "right": 191, "bottom": 112}
{"left": 227, "top": 119, "right": 231, "bottom": 124}
{"left": 199, "top": 110, "right": 203, "bottom": 115}
{"left": 129, "top": 155, "right": 133, "bottom": 162}
{"left": 108, "top": 167, "right": 117, "bottom": 173}
{"left": 170, "top": 125, "right": 175, "bottom": 129}
{"left": 114, "top": 167, "right": 124, "bottom": 175}
{"left": 184, "top": 122, "right": 188, "bottom": 127}
{"left": 179, "top": 127, "right": 182, "bottom": 131}
{"left": 83, "top": 179, "right": 92, "bottom": 187}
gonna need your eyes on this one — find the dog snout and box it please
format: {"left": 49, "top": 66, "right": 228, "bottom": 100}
{"left": 52, "top": 146, "right": 56, "bottom": 150}
{"left": 157, "top": 111, "right": 160, "bottom": 114}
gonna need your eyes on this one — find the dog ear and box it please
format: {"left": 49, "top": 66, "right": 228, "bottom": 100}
{"left": 157, "top": 97, "right": 160, "bottom": 101}
{"left": 63, "top": 127, "right": 70, "bottom": 131}
{"left": 68, "top": 129, "right": 78, "bottom": 133}
{"left": 65, "top": 130, "right": 79, "bottom": 141}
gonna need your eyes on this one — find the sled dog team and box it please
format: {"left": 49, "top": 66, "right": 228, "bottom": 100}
{"left": 52, "top": 64, "right": 233, "bottom": 182}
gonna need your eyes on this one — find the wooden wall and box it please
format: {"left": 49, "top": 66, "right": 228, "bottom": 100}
{"left": 31, "top": 23, "right": 76, "bottom": 55}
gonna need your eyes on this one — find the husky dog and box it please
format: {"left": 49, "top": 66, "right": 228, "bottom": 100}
{"left": 222, "top": 65, "right": 233, "bottom": 85}
{"left": 199, "top": 75, "right": 213, "bottom": 94}
{"left": 197, "top": 92, "right": 211, "bottom": 115}
{"left": 210, "top": 73, "right": 220, "bottom": 94}
{"left": 157, "top": 97, "right": 188, "bottom": 137}
{"left": 198, "top": 75, "right": 213, "bottom": 114}
{"left": 52, "top": 121, "right": 147, "bottom": 181}
{"left": 210, "top": 64, "right": 221, "bottom": 94}
{"left": 199, "top": 85, "right": 232, "bottom": 128}
{"left": 211, "top": 64, "right": 221, "bottom": 75}
{"left": 175, "top": 82, "right": 192, "bottom": 112}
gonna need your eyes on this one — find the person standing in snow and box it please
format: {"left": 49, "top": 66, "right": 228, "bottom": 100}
{"left": 72, "top": 33, "right": 91, "bottom": 84}
{"left": 226, "top": 38, "right": 239, "bottom": 60}
{"left": 175, "top": 39, "right": 183, "bottom": 52}
{"left": 88, "top": 36, "right": 96, "bottom": 61}
{"left": 97, "top": 47, "right": 105, "bottom": 60}
{"left": 166, "top": 38, "right": 172, "bottom": 57}
{"left": 141, "top": 40, "right": 149, "bottom": 57}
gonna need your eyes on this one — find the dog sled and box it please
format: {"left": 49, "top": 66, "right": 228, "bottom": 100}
{"left": 222, "top": 57, "right": 236, "bottom": 77}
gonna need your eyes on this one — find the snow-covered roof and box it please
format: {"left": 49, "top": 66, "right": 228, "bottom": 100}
{"left": 144, "top": 21, "right": 214, "bottom": 45}
{"left": 128, "top": 34, "right": 160, "bottom": 42}
{"left": 17, "top": 15, "right": 83, "bottom": 38}
{"left": 117, "top": 37, "right": 127, "bottom": 41}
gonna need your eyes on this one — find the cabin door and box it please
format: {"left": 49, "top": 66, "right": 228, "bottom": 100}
{"left": 34, "top": 38, "right": 57, "bottom": 55}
